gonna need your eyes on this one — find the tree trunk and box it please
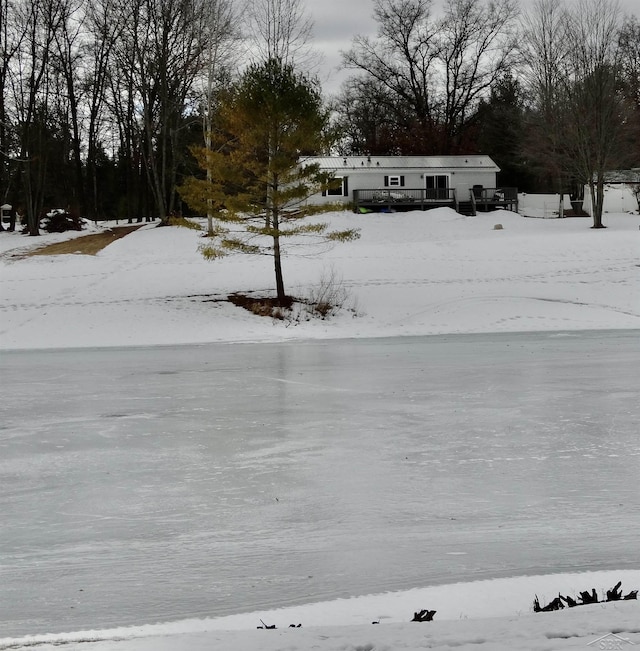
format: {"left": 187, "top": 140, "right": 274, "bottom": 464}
{"left": 558, "top": 191, "right": 564, "bottom": 218}
{"left": 205, "top": 134, "right": 215, "bottom": 235}
{"left": 23, "top": 155, "right": 40, "bottom": 236}
{"left": 590, "top": 178, "right": 606, "bottom": 228}
{"left": 272, "top": 214, "right": 286, "bottom": 304}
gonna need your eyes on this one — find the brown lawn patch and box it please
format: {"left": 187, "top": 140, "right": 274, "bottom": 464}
{"left": 27, "top": 225, "right": 143, "bottom": 257}
{"left": 228, "top": 292, "right": 294, "bottom": 319}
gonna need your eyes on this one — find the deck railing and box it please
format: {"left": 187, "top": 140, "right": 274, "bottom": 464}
{"left": 471, "top": 187, "right": 518, "bottom": 211}
{"left": 353, "top": 188, "right": 457, "bottom": 207}
{"left": 352, "top": 187, "right": 518, "bottom": 214}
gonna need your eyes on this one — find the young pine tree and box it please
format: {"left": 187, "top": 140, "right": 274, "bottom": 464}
{"left": 180, "top": 58, "right": 359, "bottom": 305}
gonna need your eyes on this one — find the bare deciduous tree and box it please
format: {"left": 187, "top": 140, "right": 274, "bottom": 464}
{"left": 110, "top": 0, "right": 208, "bottom": 224}
{"left": 11, "top": 0, "right": 65, "bottom": 235}
{"left": 341, "top": 0, "right": 518, "bottom": 154}
{"left": 331, "top": 76, "right": 409, "bottom": 155}
{"left": 342, "top": 0, "right": 438, "bottom": 151}
{"left": 247, "top": 0, "right": 316, "bottom": 71}
{"left": 437, "top": 0, "right": 519, "bottom": 150}
{"left": 50, "top": 0, "right": 86, "bottom": 215}
{"left": 563, "top": 0, "right": 627, "bottom": 227}
{"left": 200, "top": 0, "right": 242, "bottom": 235}
{"left": 520, "top": 0, "right": 571, "bottom": 210}
{"left": 521, "top": 0, "right": 630, "bottom": 227}
{"left": 83, "top": 0, "right": 125, "bottom": 219}
{"left": 0, "top": 0, "right": 25, "bottom": 208}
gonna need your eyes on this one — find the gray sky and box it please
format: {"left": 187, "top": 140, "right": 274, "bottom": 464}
{"left": 307, "top": 0, "right": 377, "bottom": 95}
{"left": 306, "top": 0, "right": 639, "bottom": 97}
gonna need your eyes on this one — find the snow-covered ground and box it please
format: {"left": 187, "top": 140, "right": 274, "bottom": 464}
{"left": 1, "top": 208, "right": 639, "bottom": 349}
{"left": 1, "top": 208, "right": 639, "bottom": 650}
{"left": 3, "top": 573, "right": 640, "bottom": 651}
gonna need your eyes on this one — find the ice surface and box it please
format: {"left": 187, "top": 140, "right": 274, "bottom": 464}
{"left": 1, "top": 330, "right": 638, "bottom": 636}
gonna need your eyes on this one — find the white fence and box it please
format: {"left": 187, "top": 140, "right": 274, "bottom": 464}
{"left": 519, "top": 186, "right": 639, "bottom": 218}
{"left": 518, "top": 193, "right": 571, "bottom": 218}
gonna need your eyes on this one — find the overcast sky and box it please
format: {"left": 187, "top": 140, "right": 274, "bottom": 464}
{"left": 305, "top": 0, "right": 639, "bottom": 97}
{"left": 306, "top": 0, "right": 377, "bottom": 95}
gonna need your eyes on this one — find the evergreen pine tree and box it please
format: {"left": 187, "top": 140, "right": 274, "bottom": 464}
{"left": 179, "top": 58, "right": 358, "bottom": 305}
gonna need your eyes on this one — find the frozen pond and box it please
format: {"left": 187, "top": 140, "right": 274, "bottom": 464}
{"left": 1, "top": 330, "right": 639, "bottom": 637}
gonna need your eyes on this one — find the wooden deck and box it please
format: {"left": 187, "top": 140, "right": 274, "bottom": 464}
{"left": 353, "top": 187, "right": 518, "bottom": 215}
{"left": 471, "top": 187, "right": 519, "bottom": 214}
{"left": 353, "top": 188, "right": 457, "bottom": 213}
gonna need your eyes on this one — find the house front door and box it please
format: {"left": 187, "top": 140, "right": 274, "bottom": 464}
{"left": 425, "top": 174, "right": 449, "bottom": 200}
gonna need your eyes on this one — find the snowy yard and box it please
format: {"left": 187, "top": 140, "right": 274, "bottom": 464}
{"left": 1, "top": 208, "right": 639, "bottom": 348}
{"left": 1, "top": 208, "right": 639, "bottom": 650}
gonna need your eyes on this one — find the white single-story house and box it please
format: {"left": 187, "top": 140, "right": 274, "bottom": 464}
{"left": 303, "top": 155, "right": 517, "bottom": 215}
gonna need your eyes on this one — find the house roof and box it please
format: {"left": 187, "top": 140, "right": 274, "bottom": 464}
{"left": 601, "top": 169, "right": 640, "bottom": 183}
{"left": 305, "top": 155, "right": 499, "bottom": 172}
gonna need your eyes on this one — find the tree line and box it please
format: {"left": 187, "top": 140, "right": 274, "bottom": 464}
{"left": 1, "top": 0, "right": 639, "bottom": 235}
{"left": 1, "top": 0, "right": 243, "bottom": 234}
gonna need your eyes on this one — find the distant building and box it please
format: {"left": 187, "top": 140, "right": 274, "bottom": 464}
{"left": 304, "top": 155, "right": 517, "bottom": 215}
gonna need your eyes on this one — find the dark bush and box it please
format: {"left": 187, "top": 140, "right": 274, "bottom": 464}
{"left": 42, "top": 209, "right": 85, "bottom": 233}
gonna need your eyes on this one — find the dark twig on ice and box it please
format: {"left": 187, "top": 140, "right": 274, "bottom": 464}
{"left": 411, "top": 609, "right": 436, "bottom": 622}
{"left": 257, "top": 619, "right": 276, "bottom": 629}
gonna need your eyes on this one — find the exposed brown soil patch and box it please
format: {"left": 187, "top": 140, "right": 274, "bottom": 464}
{"left": 27, "top": 225, "right": 143, "bottom": 257}
{"left": 228, "top": 292, "right": 294, "bottom": 318}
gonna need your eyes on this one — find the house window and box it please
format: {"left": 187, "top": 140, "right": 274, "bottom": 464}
{"left": 384, "top": 175, "right": 405, "bottom": 187}
{"left": 324, "top": 176, "right": 349, "bottom": 197}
